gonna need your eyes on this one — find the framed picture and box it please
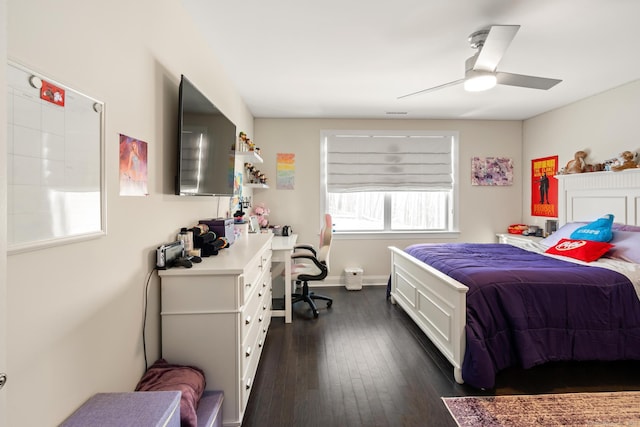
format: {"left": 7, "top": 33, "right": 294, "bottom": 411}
{"left": 471, "top": 157, "right": 513, "bottom": 186}
{"left": 531, "top": 155, "right": 559, "bottom": 217}
{"left": 248, "top": 216, "right": 260, "bottom": 233}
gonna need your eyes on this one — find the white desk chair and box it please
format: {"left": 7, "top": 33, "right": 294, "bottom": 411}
{"left": 291, "top": 213, "right": 333, "bottom": 318}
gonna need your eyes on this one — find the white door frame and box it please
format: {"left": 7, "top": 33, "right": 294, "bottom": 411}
{"left": 1, "top": 0, "right": 9, "bottom": 425}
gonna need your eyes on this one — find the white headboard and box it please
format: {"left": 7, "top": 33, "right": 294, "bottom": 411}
{"left": 556, "top": 169, "right": 640, "bottom": 226}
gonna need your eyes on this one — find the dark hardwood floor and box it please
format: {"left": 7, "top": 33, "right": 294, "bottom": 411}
{"left": 242, "top": 286, "right": 640, "bottom": 427}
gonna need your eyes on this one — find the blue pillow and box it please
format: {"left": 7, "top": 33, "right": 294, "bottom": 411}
{"left": 570, "top": 214, "right": 614, "bottom": 242}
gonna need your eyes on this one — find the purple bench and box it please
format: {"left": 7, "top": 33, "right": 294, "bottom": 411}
{"left": 60, "top": 390, "right": 223, "bottom": 427}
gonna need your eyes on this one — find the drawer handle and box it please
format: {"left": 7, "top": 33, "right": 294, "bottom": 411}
{"left": 258, "top": 290, "right": 264, "bottom": 297}
{"left": 245, "top": 346, "right": 251, "bottom": 357}
{"left": 263, "top": 304, "right": 267, "bottom": 311}
{"left": 246, "top": 378, "right": 252, "bottom": 390}
{"left": 262, "top": 281, "right": 267, "bottom": 288}
{"left": 246, "top": 281, "right": 252, "bottom": 288}
{"left": 263, "top": 327, "right": 267, "bottom": 333}
{"left": 258, "top": 315, "right": 264, "bottom": 323}
{"left": 245, "top": 316, "right": 251, "bottom": 325}
{"left": 258, "top": 339, "right": 263, "bottom": 348}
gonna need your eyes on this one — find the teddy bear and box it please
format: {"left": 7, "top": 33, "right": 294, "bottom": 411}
{"left": 611, "top": 151, "right": 639, "bottom": 172}
{"left": 564, "top": 150, "right": 588, "bottom": 174}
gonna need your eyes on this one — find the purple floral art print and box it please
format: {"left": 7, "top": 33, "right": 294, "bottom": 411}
{"left": 471, "top": 157, "right": 513, "bottom": 186}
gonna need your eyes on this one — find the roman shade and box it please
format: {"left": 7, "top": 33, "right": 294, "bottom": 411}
{"left": 326, "top": 132, "right": 454, "bottom": 193}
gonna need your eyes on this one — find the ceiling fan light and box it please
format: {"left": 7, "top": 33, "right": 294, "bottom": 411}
{"left": 464, "top": 73, "right": 497, "bottom": 92}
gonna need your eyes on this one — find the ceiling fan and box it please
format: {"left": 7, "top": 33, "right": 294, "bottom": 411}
{"left": 398, "top": 25, "right": 562, "bottom": 99}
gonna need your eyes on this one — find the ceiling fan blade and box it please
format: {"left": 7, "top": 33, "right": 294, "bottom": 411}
{"left": 397, "top": 79, "right": 464, "bottom": 99}
{"left": 496, "top": 72, "right": 562, "bottom": 90}
{"left": 473, "top": 25, "right": 520, "bottom": 71}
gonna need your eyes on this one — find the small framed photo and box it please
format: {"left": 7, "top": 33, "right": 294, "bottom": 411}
{"left": 248, "top": 216, "right": 260, "bottom": 233}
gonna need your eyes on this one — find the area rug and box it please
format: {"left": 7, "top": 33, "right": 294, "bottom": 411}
{"left": 442, "top": 391, "right": 640, "bottom": 426}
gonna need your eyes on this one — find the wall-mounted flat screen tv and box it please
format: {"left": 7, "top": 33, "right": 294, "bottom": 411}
{"left": 175, "top": 75, "right": 236, "bottom": 196}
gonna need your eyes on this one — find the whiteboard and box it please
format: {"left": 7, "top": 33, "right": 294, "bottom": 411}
{"left": 6, "top": 61, "right": 106, "bottom": 253}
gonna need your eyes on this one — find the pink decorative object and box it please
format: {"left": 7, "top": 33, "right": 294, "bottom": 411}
{"left": 252, "top": 202, "right": 270, "bottom": 228}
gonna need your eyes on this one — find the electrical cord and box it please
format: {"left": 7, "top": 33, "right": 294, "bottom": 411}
{"left": 142, "top": 266, "right": 158, "bottom": 372}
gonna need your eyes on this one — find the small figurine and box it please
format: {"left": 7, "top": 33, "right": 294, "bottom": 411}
{"left": 238, "top": 132, "right": 249, "bottom": 152}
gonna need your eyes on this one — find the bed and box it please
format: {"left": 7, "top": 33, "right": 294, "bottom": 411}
{"left": 388, "top": 169, "right": 640, "bottom": 389}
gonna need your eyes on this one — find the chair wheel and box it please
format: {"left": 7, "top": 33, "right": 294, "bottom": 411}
{"left": 327, "top": 301, "right": 333, "bottom": 308}
{"left": 313, "top": 310, "right": 319, "bottom": 318}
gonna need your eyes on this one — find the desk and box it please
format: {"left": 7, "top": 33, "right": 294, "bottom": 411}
{"left": 271, "top": 234, "right": 297, "bottom": 323}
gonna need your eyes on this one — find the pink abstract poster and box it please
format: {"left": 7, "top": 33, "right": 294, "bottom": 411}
{"left": 119, "top": 134, "right": 149, "bottom": 196}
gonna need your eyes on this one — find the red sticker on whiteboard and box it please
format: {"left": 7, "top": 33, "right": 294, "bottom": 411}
{"left": 40, "top": 81, "right": 65, "bottom": 106}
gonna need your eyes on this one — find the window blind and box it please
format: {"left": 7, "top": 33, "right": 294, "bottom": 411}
{"left": 326, "top": 133, "right": 453, "bottom": 193}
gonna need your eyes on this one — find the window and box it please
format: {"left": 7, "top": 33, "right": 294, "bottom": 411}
{"left": 321, "top": 130, "right": 458, "bottom": 234}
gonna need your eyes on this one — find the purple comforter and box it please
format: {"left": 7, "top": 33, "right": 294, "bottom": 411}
{"left": 404, "top": 243, "right": 640, "bottom": 389}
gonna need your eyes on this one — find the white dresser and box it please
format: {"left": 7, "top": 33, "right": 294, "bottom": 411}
{"left": 159, "top": 233, "right": 273, "bottom": 427}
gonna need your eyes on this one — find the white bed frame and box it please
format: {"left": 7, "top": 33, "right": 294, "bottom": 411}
{"left": 389, "top": 169, "right": 640, "bottom": 384}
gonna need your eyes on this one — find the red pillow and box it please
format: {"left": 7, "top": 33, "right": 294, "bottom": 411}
{"left": 545, "top": 238, "right": 613, "bottom": 262}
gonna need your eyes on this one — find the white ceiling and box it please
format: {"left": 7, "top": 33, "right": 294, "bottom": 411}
{"left": 182, "top": 0, "right": 640, "bottom": 120}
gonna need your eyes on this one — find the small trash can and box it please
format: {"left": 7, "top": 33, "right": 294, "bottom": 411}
{"left": 344, "top": 267, "right": 363, "bottom": 290}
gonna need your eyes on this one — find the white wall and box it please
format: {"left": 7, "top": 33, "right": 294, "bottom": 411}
{"left": 522, "top": 79, "right": 640, "bottom": 227}
{"left": 6, "top": 1, "right": 253, "bottom": 425}
{"left": 255, "top": 118, "right": 523, "bottom": 283}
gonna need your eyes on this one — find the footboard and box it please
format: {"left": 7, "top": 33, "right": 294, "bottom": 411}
{"left": 389, "top": 246, "right": 468, "bottom": 384}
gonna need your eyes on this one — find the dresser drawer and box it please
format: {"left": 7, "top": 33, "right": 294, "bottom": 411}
{"left": 240, "top": 325, "right": 268, "bottom": 413}
{"left": 242, "top": 250, "right": 272, "bottom": 303}
{"left": 241, "top": 267, "right": 271, "bottom": 340}
{"left": 241, "top": 287, "right": 271, "bottom": 378}
{"left": 161, "top": 274, "right": 239, "bottom": 312}
{"left": 241, "top": 283, "right": 263, "bottom": 341}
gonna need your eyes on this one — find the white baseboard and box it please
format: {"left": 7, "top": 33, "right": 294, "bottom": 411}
{"left": 307, "top": 274, "right": 389, "bottom": 288}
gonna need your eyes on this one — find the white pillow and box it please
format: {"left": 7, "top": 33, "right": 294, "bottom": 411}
{"left": 539, "top": 222, "right": 585, "bottom": 248}
{"left": 606, "top": 231, "right": 640, "bottom": 264}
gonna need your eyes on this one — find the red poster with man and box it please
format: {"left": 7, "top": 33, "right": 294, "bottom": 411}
{"left": 531, "top": 156, "right": 558, "bottom": 217}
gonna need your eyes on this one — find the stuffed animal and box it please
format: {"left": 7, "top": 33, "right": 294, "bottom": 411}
{"left": 611, "top": 151, "right": 639, "bottom": 172}
{"left": 564, "top": 150, "right": 587, "bottom": 174}
{"left": 252, "top": 203, "right": 270, "bottom": 228}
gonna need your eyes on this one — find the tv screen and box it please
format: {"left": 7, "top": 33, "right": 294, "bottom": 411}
{"left": 176, "top": 75, "right": 236, "bottom": 196}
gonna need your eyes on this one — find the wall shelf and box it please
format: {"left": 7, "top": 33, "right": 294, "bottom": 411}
{"left": 236, "top": 151, "right": 263, "bottom": 164}
{"left": 237, "top": 133, "right": 268, "bottom": 187}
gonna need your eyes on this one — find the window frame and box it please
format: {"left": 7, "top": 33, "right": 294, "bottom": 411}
{"left": 320, "top": 129, "right": 460, "bottom": 239}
